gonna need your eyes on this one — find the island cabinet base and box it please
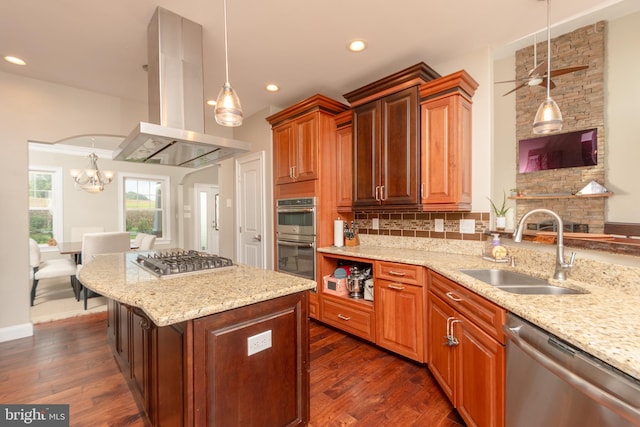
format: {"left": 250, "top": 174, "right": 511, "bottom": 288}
{"left": 107, "top": 292, "right": 309, "bottom": 427}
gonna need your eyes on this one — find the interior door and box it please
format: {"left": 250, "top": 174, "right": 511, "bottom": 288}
{"left": 194, "top": 184, "right": 220, "bottom": 253}
{"left": 236, "top": 152, "right": 266, "bottom": 268}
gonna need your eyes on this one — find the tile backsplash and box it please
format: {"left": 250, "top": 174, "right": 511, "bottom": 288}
{"left": 354, "top": 211, "right": 490, "bottom": 241}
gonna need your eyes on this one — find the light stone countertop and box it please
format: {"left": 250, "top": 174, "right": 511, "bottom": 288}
{"left": 77, "top": 252, "right": 316, "bottom": 327}
{"left": 318, "top": 240, "right": 640, "bottom": 382}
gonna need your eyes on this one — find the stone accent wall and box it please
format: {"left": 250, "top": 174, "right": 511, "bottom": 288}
{"left": 515, "top": 21, "right": 606, "bottom": 233}
{"left": 354, "top": 211, "right": 490, "bottom": 242}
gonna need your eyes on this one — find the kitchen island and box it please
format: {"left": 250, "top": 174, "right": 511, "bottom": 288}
{"left": 78, "top": 251, "right": 316, "bottom": 427}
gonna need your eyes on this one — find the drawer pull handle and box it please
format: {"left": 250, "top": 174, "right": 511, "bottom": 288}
{"left": 388, "top": 284, "right": 405, "bottom": 291}
{"left": 337, "top": 314, "right": 351, "bottom": 321}
{"left": 389, "top": 270, "right": 406, "bottom": 276}
{"left": 446, "top": 291, "right": 463, "bottom": 302}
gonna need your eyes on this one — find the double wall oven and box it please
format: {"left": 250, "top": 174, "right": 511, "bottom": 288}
{"left": 276, "top": 197, "right": 316, "bottom": 281}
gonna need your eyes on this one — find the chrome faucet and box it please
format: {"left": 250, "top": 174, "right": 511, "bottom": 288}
{"left": 512, "top": 208, "right": 576, "bottom": 280}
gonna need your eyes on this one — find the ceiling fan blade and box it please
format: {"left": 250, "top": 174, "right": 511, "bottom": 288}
{"left": 529, "top": 61, "right": 547, "bottom": 77}
{"left": 548, "top": 65, "right": 589, "bottom": 78}
{"left": 539, "top": 78, "right": 557, "bottom": 90}
{"left": 495, "top": 79, "right": 520, "bottom": 84}
{"left": 503, "top": 82, "right": 528, "bottom": 96}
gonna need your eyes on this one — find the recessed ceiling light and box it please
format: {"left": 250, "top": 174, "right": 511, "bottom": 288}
{"left": 348, "top": 40, "right": 367, "bottom": 53}
{"left": 4, "top": 55, "right": 26, "bottom": 66}
{"left": 265, "top": 84, "right": 280, "bottom": 92}
{"left": 207, "top": 99, "right": 217, "bottom": 106}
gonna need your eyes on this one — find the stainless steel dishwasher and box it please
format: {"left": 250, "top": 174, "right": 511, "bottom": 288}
{"left": 504, "top": 313, "right": 640, "bottom": 427}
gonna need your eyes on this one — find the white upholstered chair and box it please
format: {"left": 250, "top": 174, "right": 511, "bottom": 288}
{"left": 132, "top": 233, "right": 146, "bottom": 249}
{"left": 138, "top": 234, "right": 157, "bottom": 251}
{"left": 28, "top": 238, "right": 77, "bottom": 306}
{"left": 77, "top": 232, "right": 130, "bottom": 309}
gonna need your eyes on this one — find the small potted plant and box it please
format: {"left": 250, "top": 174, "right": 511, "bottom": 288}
{"left": 488, "top": 192, "right": 511, "bottom": 230}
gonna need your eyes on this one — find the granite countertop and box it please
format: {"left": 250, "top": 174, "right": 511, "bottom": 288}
{"left": 318, "top": 244, "right": 640, "bottom": 381}
{"left": 77, "top": 252, "right": 316, "bottom": 327}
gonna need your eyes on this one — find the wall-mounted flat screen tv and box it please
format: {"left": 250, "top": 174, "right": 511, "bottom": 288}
{"left": 518, "top": 128, "right": 598, "bottom": 173}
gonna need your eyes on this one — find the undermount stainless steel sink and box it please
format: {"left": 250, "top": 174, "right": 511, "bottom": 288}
{"left": 459, "top": 269, "right": 587, "bottom": 295}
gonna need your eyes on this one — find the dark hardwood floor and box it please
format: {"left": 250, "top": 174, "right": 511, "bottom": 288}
{"left": 0, "top": 312, "right": 464, "bottom": 426}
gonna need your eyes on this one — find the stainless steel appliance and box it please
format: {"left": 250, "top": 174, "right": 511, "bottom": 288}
{"left": 134, "top": 250, "right": 235, "bottom": 278}
{"left": 113, "top": 7, "right": 250, "bottom": 168}
{"left": 504, "top": 313, "right": 640, "bottom": 427}
{"left": 276, "top": 197, "right": 316, "bottom": 281}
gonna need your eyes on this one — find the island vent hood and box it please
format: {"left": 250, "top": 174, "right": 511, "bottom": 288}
{"left": 114, "top": 7, "right": 250, "bottom": 168}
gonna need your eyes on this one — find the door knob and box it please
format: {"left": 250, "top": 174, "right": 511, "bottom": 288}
{"left": 253, "top": 234, "right": 262, "bottom": 242}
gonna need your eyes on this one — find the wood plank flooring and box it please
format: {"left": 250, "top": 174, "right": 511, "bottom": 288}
{"left": 0, "top": 313, "right": 464, "bottom": 426}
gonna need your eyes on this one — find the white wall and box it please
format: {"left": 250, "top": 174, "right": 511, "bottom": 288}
{"left": 0, "top": 71, "right": 146, "bottom": 340}
{"left": 606, "top": 11, "right": 640, "bottom": 222}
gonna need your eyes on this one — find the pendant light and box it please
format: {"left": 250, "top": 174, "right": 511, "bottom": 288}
{"left": 533, "top": 0, "right": 563, "bottom": 134}
{"left": 215, "top": 0, "right": 243, "bottom": 127}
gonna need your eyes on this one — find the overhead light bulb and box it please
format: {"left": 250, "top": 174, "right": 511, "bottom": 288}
{"left": 214, "top": 0, "right": 243, "bottom": 127}
{"left": 4, "top": 56, "right": 26, "bottom": 66}
{"left": 348, "top": 40, "right": 367, "bottom": 52}
{"left": 533, "top": 0, "right": 563, "bottom": 134}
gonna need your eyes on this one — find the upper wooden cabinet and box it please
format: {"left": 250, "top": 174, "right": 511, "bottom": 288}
{"left": 334, "top": 110, "right": 353, "bottom": 211}
{"left": 419, "top": 70, "right": 478, "bottom": 211}
{"left": 345, "top": 63, "right": 440, "bottom": 209}
{"left": 267, "top": 94, "right": 348, "bottom": 186}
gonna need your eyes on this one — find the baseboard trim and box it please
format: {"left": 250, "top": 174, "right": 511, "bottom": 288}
{"left": 0, "top": 322, "right": 34, "bottom": 343}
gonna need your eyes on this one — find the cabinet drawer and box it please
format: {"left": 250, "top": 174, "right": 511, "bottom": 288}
{"left": 428, "top": 270, "right": 506, "bottom": 344}
{"left": 376, "top": 261, "right": 424, "bottom": 286}
{"left": 321, "top": 296, "right": 375, "bottom": 342}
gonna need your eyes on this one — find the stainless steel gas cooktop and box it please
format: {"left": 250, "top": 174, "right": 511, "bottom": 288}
{"left": 134, "top": 250, "right": 236, "bottom": 278}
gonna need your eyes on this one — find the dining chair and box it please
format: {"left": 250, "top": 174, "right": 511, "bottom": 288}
{"left": 28, "top": 238, "right": 77, "bottom": 306}
{"left": 132, "top": 232, "right": 147, "bottom": 249}
{"left": 77, "top": 232, "right": 130, "bottom": 310}
{"left": 138, "top": 234, "right": 157, "bottom": 251}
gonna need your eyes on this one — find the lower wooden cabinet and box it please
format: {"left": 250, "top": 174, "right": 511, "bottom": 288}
{"left": 427, "top": 271, "right": 505, "bottom": 427}
{"left": 107, "top": 292, "right": 309, "bottom": 427}
{"left": 321, "top": 294, "right": 375, "bottom": 341}
{"left": 374, "top": 262, "right": 426, "bottom": 362}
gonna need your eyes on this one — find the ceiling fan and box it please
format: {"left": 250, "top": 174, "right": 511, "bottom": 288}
{"left": 496, "top": 33, "right": 588, "bottom": 96}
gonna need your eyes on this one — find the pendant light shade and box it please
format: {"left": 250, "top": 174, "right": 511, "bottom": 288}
{"left": 533, "top": 0, "right": 562, "bottom": 134}
{"left": 215, "top": 0, "right": 243, "bottom": 127}
{"left": 533, "top": 97, "right": 563, "bottom": 134}
{"left": 215, "top": 82, "right": 243, "bottom": 126}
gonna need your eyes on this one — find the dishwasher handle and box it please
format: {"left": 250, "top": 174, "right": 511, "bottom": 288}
{"left": 504, "top": 324, "right": 640, "bottom": 424}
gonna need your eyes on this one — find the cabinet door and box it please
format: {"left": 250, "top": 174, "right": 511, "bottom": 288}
{"left": 335, "top": 123, "right": 353, "bottom": 208}
{"left": 353, "top": 101, "right": 380, "bottom": 206}
{"left": 375, "top": 279, "right": 424, "bottom": 362}
{"left": 293, "top": 113, "right": 319, "bottom": 182}
{"left": 380, "top": 87, "right": 419, "bottom": 205}
{"left": 427, "top": 292, "right": 456, "bottom": 402}
{"left": 273, "top": 122, "right": 295, "bottom": 185}
{"left": 457, "top": 316, "right": 505, "bottom": 427}
{"left": 420, "top": 93, "right": 472, "bottom": 209}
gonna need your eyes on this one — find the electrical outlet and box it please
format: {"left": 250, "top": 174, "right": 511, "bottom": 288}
{"left": 459, "top": 219, "right": 476, "bottom": 234}
{"left": 434, "top": 218, "right": 444, "bottom": 232}
{"left": 247, "top": 330, "right": 272, "bottom": 356}
{"left": 372, "top": 218, "right": 379, "bottom": 230}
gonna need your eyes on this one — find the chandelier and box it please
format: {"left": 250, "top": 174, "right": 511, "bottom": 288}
{"left": 70, "top": 152, "right": 114, "bottom": 193}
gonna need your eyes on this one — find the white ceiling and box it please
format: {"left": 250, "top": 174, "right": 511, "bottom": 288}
{"left": 1, "top": 0, "right": 636, "bottom": 135}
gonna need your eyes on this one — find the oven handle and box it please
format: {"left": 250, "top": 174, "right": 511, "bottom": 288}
{"left": 276, "top": 207, "right": 315, "bottom": 213}
{"left": 277, "top": 240, "right": 315, "bottom": 248}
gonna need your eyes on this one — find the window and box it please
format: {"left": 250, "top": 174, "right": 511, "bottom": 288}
{"left": 120, "top": 174, "right": 170, "bottom": 241}
{"left": 29, "top": 168, "right": 63, "bottom": 244}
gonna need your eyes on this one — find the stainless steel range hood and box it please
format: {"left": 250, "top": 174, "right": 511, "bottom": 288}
{"left": 114, "top": 7, "right": 250, "bottom": 168}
